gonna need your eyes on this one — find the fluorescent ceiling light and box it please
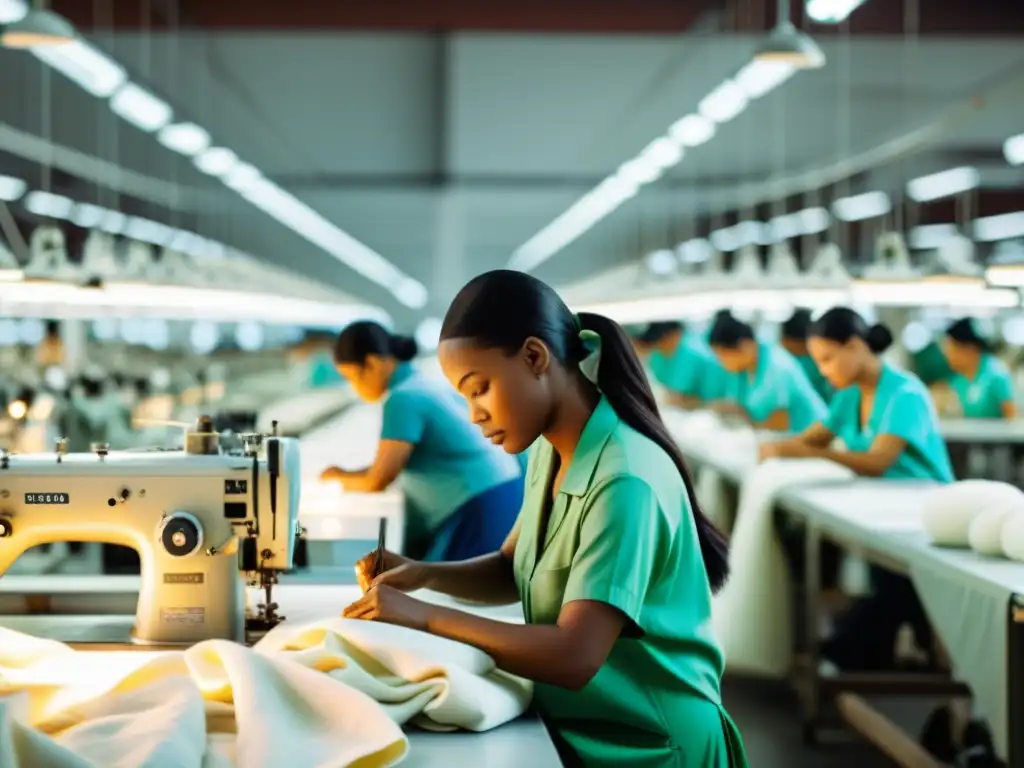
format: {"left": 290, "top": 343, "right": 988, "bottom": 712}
{"left": 70, "top": 202, "right": 106, "bottom": 228}
{"left": 109, "top": 83, "right": 172, "bottom": 132}
{"left": 238, "top": 177, "right": 427, "bottom": 307}
{"left": 639, "top": 137, "right": 683, "bottom": 170}
{"left": 677, "top": 238, "right": 713, "bottom": 264}
{"left": 0, "top": 278, "right": 392, "bottom": 326}
{"left": 832, "top": 191, "right": 891, "bottom": 221}
{"left": 770, "top": 207, "right": 830, "bottom": 240}
{"left": 98, "top": 209, "right": 127, "bottom": 235}
{"left": 158, "top": 122, "right": 211, "bottom": 156}
{"left": 618, "top": 157, "right": 662, "bottom": 185}
{"left": 699, "top": 80, "right": 748, "bottom": 124}
{"left": 645, "top": 249, "right": 677, "bottom": 276}
{"left": 734, "top": 60, "right": 795, "bottom": 98}
{"left": 1004, "top": 134, "right": 1024, "bottom": 166}
{"left": 906, "top": 166, "right": 980, "bottom": 202}
{"left": 806, "top": 0, "right": 869, "bottom": 24}
{"left": 0, "top": 0, "right": 27, "bottom": 24}
{"left": 668, "top": 114, "right": 715, "bottom": 147}
{"left": 1, "top": 7, "right": 74, "bottom": 48}
{"left": 194, "top": 147, "right": 238, "bottom": 176}
{"left": 710, "top": 221, "right": 766, "bottom": 251}
{"left": 224, "top": 163, "right": 262, "bottom": 191}
{"left": 974, "top": 211, "right": 1024, "bottom": 242}
{"left": 24, "top": 190, "right": 73, "bottom": 218}
{"left": 908, "top": 223, "right": 958, "bottom": 250}
{"left": 126, "top": 217, "right": 177, "bottom": 247}
{"left": 852, "top": 280, "right": 1016, "bottom": 308}
{"left": 31, "top": 40, "right": 126, "bottom": 97}
{"left": 987, "top": 265, "right": 1024, "bottom": 288}
{"left": 0, "top": 174, "right": 26, "bottom": 201}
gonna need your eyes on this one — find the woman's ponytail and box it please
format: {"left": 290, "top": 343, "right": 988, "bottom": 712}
{"left": 576, "top": 312, "right": 730, "bottom": 593}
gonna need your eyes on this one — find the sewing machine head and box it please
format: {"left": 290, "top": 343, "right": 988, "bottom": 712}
{"left": 0, "top": 418, "right": 301, "bottom": 646}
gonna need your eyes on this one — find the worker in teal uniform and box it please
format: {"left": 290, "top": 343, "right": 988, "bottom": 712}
{"left": 320, "top": 321, "right": 523, "bottom": 562}
{"left": 759, "top": 307, "right": 952, "bottom": 673}
{"left": 344, "top": 271, "right": 749, "bottom": 768}
{"left": 707, "top": 313, "right": 828, "bottom": 433}
{"left": 634, "top": 320, "right": 734, "bottom": 408}
{"left": 941, "top": 318, "right": 1017, "bottom": 419}
{"left": 779, "top": 308, "right": 833, "bottom": 402}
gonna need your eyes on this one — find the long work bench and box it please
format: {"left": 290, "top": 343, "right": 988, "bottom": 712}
{"left": 0, "top": 576, "right": 562, "bottom": 767}
{"left": 663, "top": 406, "right": 1024, "bottom": 767}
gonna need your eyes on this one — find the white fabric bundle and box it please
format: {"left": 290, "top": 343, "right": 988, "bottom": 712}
{"left": 1000, "top": 512, "right": 1024, "bottom": 562}
{"left": 921, "top": 480, "right": 1024, "bottom": 553}
{"left": 0, "top": 618, "right": 531, "bottom": 768}
{"left": 713, "top": 458, "right": 853, "bottom": 678}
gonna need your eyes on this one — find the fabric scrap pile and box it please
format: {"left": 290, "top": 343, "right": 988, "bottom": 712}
{"left": 0, "top": 617, "right": 532, "bottom": 768}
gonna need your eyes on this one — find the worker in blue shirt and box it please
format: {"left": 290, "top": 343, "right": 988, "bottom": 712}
{"left": 759, "top": 307, "right": 952, "bottom": 673}
{"left": 707, "top": 313, "right": 828, "bottom": 433}
{"left": 780, "top": 308, "right": 833, "bottom": 403}
{"left": 942, "top": 318, "right": 1017, "bottom": 419}
{"left": 320, "top": 321, "right": 523, "bottom": 562}
{"left": 634, "top": 321, "right": 733, "bottom": 407}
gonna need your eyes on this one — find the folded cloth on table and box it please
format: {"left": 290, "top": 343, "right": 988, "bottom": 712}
{"left": 712, "top": 458, "right": 853, "bottom": 678}
{"left": 0, "top": 617, "right": 532, "bottom": 768}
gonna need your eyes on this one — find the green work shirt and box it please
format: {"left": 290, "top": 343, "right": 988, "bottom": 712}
{"left": 512, "top": 397, "right": 748, "bottom": 767}
{"left": 949, "top": 353, "right": 1015, "bottom": 419}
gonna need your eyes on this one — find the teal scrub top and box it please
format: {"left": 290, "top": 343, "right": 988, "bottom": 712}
{"left": 730, "top": 344, "right": 828, "bottom": 433}
{"left": 650, "top": 334, "right": 735, "bottom": 402}
{"left": 795, "top": 353, "right": 833, "bottom": 403}
{"left": 513, "top": 397, "right": 748, "bottom": 767}
{"left": 308, "top": 352, "right": 343, "bottom": 388}
{"left": 949, "top": 353, "right": 1015, "bottom": 419}
{"left": 381, "top": 363, "right": 520, "bottom": 546}
{"left": 823, "top": 362, "right": 954, "bottom": 482}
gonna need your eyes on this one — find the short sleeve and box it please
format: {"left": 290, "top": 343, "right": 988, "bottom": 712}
{"left": 877, "top": 387, "right": 932, "bottom": 445}
{"left": 380, "top": 391, "right": 427, "bottom": 445}
{"left": 563, "top": 476, "right": 666, "bottom": 628}
{"left": 667, "top": 350, "right": 704, "bottom": 397}
{"left": 991, "top": 369, "right": 1014, "bottom": 404}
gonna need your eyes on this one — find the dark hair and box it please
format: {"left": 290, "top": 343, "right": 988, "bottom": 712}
{"left": 708, "top": 313, "right": 755, "bottom": 349}
{"left": 810, "top": 307, "right": 893, "bottom": 354}
{"left": 781, "top": 308, "right": 813, "bottom": 341}
{"left": 946, "top": 318, "right": 990, "bottom": 351}
{"left": 440, "top": 270, "right": 729, "bottom": 592}
{"left": 635, "top": 321, "right": 684, "bottom": 345}
{"left": 333, "top": 321, "right": 418, "bottom": 365}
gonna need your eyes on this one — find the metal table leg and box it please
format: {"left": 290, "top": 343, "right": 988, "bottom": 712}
{"left": 1008, "top": 595, "right": 1024, "bottom": 768}
{"left": 802, "top": 522, "right": 823, "bottom": 745}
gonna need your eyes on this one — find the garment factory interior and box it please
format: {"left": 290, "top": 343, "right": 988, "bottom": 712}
{"left": 1, "top": 0, "right": 1024, "bottom": 766}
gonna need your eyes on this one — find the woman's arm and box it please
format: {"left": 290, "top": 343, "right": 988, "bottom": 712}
{"left": 665, "top": 391, "right": 703, "bottom": 410}
{"left": 758, "top": 409, "right": 790, "bottom": 432}
{"left": 759, "top": 421, "right": 834, "bottom": 460}
{"left": 793, "top": 433, "right": 907, "bottom": 477}
{"left": 1001, "top": 400, "right": 1018, "bottom": 419}
{"left": 326, "top": 440, "right": 413, "bottom": 492}
{"left": 425, "top": 599, "right": 624, "bottom": 690}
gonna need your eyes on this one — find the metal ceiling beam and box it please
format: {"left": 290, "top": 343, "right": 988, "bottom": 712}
{"left": 51, "top": 0, "right": 1024, "bottom": 35}
{"left": 52, "top": 0, "right": 711, "bottom": 33}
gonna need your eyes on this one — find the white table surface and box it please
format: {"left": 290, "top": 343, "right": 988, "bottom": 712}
{"left": 940, "top": 418, "right": 1024, "bottom": 445}
{"left": 0, "top": 582, "right": 558, "bottom": 766}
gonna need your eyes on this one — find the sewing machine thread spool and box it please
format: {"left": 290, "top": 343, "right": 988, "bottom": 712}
{"left": 185, "top": 415, "right": 220, "bottom": 455}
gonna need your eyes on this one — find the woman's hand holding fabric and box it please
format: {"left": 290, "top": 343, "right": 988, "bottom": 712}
{"left": 342, "top": 585, "right": 433, "bottom": 630}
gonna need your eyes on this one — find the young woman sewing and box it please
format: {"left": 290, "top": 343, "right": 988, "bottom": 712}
{"left": 342, "top": 270, "right": 748, "bottom": 768}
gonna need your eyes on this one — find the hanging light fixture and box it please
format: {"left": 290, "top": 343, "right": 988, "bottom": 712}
{"left": 755, "top": 0, "right": 826, "bottom": 69}
{"left": 1, "top": 1, "right": 74, "bottom": 48}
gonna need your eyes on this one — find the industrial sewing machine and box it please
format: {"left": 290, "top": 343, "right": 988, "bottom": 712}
{"left": 0, "top": 417, "right": 302, "bottom": 646}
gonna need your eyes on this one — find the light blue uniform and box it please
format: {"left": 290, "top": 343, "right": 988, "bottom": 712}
{"left": 729, "top": 344, "right": 828, "bottom": 433}
{"left": 823, "top": 362, "right": 953, "bottom": 482}
{"left": 949, "top": 353, "right": 1015, "bottom": 419}
{"left": 651, "top": 334, "right": 735, "bottom": 402}
{"left": 381, "top": 363, "right": 521, "bottom": 553}
{"left": 795, "top": 354, "right": 833, "bottom": 403}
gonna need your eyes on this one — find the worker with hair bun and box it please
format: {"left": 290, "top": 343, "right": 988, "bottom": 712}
{"left": 942, "top": 317, "right": 1017, "bottom": 419}
{"left": 320, "top": 320, "right": 522, "bottom": 561}
{"left": 760, "top": 307, "right": 953, "bottom": 673}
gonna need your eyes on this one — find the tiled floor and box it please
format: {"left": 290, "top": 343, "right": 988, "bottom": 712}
{"left": 723, "top": 676, "right": 935, "bottom": 767}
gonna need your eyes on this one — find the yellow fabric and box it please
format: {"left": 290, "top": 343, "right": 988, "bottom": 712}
{"left": 0, "top": 618, "right": 531, "bottom": 768}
